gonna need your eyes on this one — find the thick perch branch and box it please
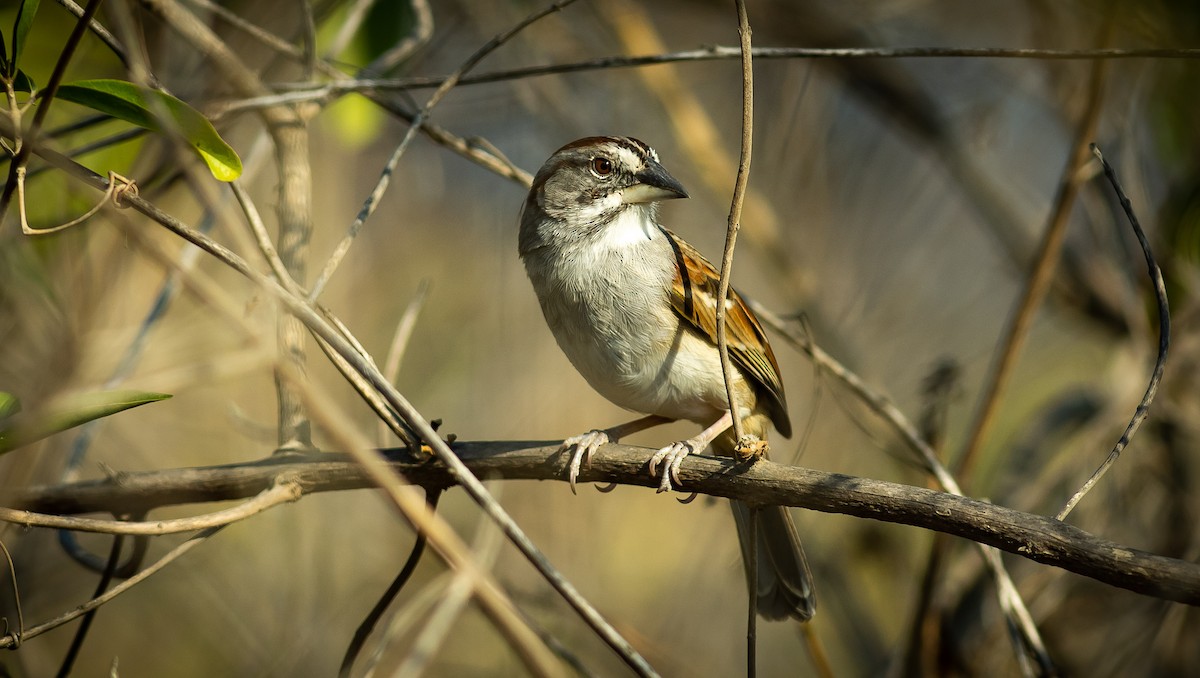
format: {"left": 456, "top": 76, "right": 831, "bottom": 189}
{"left": 7, "top": 442, "right": 1198, "bottom": 606}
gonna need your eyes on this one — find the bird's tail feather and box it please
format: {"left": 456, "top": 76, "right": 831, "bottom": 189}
{"left": 730, "top": 500, "right": 816, "bottom": 621}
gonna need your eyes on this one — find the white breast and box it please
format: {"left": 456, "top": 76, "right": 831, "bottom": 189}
{"left": 524, "top": 209, "right": 734, "bottom": 424}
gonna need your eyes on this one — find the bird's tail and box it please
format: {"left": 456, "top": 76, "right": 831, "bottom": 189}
{"left": 730, "top": 499, "right": 815, "bottom": 621}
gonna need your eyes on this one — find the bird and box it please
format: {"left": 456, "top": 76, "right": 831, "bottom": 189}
{"left": 518, "top": 135, "right": 814, "bottom": 621}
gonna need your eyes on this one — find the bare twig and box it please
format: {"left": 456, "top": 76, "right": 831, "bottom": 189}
{"left": 0, "top": 526, "right": 224, "bottom": 650}
{"left": 748, "top": 305, "right": 1052, "bottom": 669}
{"left": 53, "top": 0, "right": 135, "bottom": 74}
{"left": 230, "top": 180, "right": 417, "bottom": 447}
{"left": 183, "top": 0, "right": 302, "bottom": 58}
{"left": 746, "top": 506, "right": 758, "bottom": 678}
{"left": 339, "top": 490, "right": 440, "bottom": 678}
{"left": 749, "top": 304, "right": 959, "bottom": 489}
{"left": 306, "top": 0, "right": 580, "bottom": 302}
{"left": 142, "top": 0, "right": 318, "bottom": 451}
{"left": 263, "top": 45, "right": 1200, "bottom": 98}
{"left": 379, "top": 282, "right": 430, "bottom": 445}
{"left": 18, "top": 170, "right": 135, "bottom": 234}
{"left": 277, "top": 360, "right": 564, "bottom": 678}
{"left": 392, "top": 490, "right": 505, "bottom": 678}
{"left": 0, "top": 540, "right": 23, "bottom": 646}
{"left": 717, "top": 0, "right": 754, "bottom": 447}
{"left": 1057, "top": 146, "right": 1169, "bottom": 520}
{"left": 55, "top": 533, "right": 124, "bottom": 677}
{"left": 361, "top": 0, "right": 433, "bottom": 76}
{"left": 957, "top": 53, "right": 1109, "bottom": 484}
{"left": 0, "top": 0, "right": 104, "bottom": 227}
{"left": 0, "top": 479, "right": 302, "bottom": 535}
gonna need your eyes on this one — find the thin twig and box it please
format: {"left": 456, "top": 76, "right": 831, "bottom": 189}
{"left": 181, "top": 0, "right": 304, "bottom": 59}
{"left": 0, "top": 480, "right": 302, "bottom": 535}
{"left": 0, "top": 527, "right": 224, "bottom": 650}
{"left": 19, "top": 170, "right": 135, "bottom": 234}
{"left": 746, "top": 505, "right": 758, "bottom": 678}
{"left": 55, "top": 533, "right": 124, "bottom": 678}
{"left": 306, "top": 0, "right": 580, "bottom": 302}
{"left": 957, "top": 53, "right": 1109, "bottom": 484}
{"left": 261, "top": 45, "right": 1200, "bottom": 99}
{"left": 716, "top": 0, "right": 754, "bottom": 447}
{"left": 749, "top": 304, "right": 958, "bottom": 489}
{"left": 895, "top": 362, "right": 960, "bottom": 677}
{"left": 232, "top": 153, "right": 417, "bottom": 448}
{"left": 0, "top": 540, "right": 23, "bottom": 647}
{"left": 277, "top": 360, "right": 565, "bottom": 678}
{"left": 339, "top": 490, "right": 440, "bottom": 678}
{"left": 361, "top": 0, "right": 433, "bottom": 76}
{"left": 379, "top": 281, "right": 430, "bottom": 446}
{"left": 0, "top": 0, "right": 105, "bottom": 227}
{"left": 53, "top": 0, "right": 137, "bottom": 76}
{"left": 298, "top": 0, "right": 317, "bottom": 79}
{"left": 393, "top": 489, "right": 506, "bottom": 678}
{"left": 1057, "top": 146, "right": 1169, "bottom": 520}
{"left": 747, "top": 305, "right": 1052, "bottom": 667}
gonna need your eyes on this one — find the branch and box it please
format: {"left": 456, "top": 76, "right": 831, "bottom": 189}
{"left": 8, "top": 443, "right": 1200, "bottom": 607}
{"left": 0, "top": 478, "right": 302, "bottom": 535}
{"left": 262, "top": 45, "right": 1200, "bottom": 99}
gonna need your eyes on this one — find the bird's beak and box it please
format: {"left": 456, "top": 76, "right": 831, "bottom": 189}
{"left": 621, "top": 162, "right": 689, "bottom": 204}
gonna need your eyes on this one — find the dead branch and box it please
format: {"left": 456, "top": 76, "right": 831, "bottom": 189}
{"left": 8, "top": 442, "right": 1199, "bottom": 607}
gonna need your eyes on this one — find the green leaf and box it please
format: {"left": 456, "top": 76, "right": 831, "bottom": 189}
{"left": 0, "top": 389, "right": 172, "bottom": 454}
{"left": 11, "top": 0, "right": 42, "bottom": 75}
{"left": 54, "top": 79, "right": 243, "bottom": 181}
{"left": 0, "top": 393, "right": 19, "bottom": 421}
{"left": 0, "top": 23, "right": 9, "bottom": 77}
{"left": 13, "top": 69, "right": 35, "bottom": 93}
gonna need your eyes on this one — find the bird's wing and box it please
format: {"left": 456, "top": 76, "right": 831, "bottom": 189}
{"left": 662, "top": 227, "right": 792, "bottom": 437}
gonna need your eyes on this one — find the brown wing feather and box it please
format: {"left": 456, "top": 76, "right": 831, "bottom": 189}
{"left": 661, "top": 227, "right": 792, "bottom": 437}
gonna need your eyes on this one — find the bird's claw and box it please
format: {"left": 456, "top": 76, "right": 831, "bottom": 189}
{"left": 560, "top": 430, "right": 612, "bottom": 495}
{"left": 648, "top": 440, "right": 696, "bottom": 493}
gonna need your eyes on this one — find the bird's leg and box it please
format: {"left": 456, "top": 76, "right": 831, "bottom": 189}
{"left": 648, "top": 410, "right": 733, "bottom": 493}
{"left": 561, "top": 414, "right": 674, "bottom": 494}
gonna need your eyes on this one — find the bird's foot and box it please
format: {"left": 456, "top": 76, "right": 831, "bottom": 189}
{"left": 648, "top": 439, "right": 699, "bottom": 493}
{"left": 560, "top": 430, "right": 612, "bottom": 494}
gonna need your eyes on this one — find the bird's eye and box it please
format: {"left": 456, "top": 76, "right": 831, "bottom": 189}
{"left": 591, "top": 157, "right": 613, "bottom": 176}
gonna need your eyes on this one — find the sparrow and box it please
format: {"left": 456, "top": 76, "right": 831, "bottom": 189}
{"left": 518, "top": 136, "right": 814, "bottom": 621}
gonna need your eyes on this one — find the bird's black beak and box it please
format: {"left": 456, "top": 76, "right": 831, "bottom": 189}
{"left": 621, "top": 161, "right": 689, "bottom": 204}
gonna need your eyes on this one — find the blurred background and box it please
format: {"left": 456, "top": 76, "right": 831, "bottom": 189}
{"left": 1, "top": 0, "right": 1199, "bottom": 675}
